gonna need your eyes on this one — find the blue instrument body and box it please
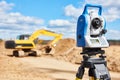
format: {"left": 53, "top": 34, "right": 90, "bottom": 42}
{"left": 77, "top": 4, "right": 108, "bottom": 48}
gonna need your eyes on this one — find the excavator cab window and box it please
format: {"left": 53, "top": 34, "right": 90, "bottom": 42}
{"left": 16, "top": 34, "right": 30, "bottom": 40}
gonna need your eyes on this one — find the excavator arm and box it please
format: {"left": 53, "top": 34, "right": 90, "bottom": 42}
{"left": 29, "top": 29, "right": 62, "bottom": 46}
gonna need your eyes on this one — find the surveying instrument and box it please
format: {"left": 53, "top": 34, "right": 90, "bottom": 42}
{"left": 75, "top": 4, "right": 111, "bottom": 80}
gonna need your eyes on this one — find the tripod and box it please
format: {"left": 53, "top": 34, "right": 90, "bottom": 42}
{"left": 75, "top": 48, "right": 111, "bottom": 80}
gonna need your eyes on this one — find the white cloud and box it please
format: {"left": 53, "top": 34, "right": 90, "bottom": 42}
{"left": 85, "top": 0, "right": 120, "bottom": 7}
{"left": 48, "top": 19, "right": 76, "bottom": 38}
{"left": 107, "top": 30, "right": 120, "bottom": 40}
{"left": 0, "top": 12, "right": 44, "bottom": 28}
{"left": 64, "top": 0, "right": 120, "bottom": 22}
{"left": 0, "top": 0, "right": 14, "bottom": 12}
{"left": 0, "top": 1, "right": 45, "bottom": 39}
{"left": 104, "top": 7, "right": 120, "bottom": 22}
{"left": 8, "top": 12, "right": 44, "bottom": 25}
{"left": 64, "top": 4, "right": 82, "bottom": 18}
{"left": 85, "top": 0, "right": 120, "bottom": 22}
{"left": 49, "top": 19, "right": 74, "bottom": 27}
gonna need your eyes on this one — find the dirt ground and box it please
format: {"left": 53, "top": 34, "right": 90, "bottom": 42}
{"left": 0, "top": 39, "right": 120, "bottom": 80}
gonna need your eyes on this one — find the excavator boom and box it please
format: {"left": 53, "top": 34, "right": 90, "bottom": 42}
{"left": 29, "top": 29, "right": 62, "bottom": 46}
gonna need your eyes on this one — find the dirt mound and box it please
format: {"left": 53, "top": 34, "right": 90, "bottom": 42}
{"left": 53, "top": 38, "right": 82, "bottom": 63}
{"left": 104, "top": 46, "right": 120, "bottom": 72}
{"left": 54, "top": 38, "right": 76, "bottom": 55}
{"left": 53, "top": 38, "right": 120, "bottom": 72}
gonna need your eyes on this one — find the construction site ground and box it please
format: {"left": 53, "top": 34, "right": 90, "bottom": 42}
{"left": 0, "top": 38, "right": 120, "bottom": 80}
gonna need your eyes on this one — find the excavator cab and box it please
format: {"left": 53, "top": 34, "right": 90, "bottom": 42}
{"left": 16, "top": 34, "right": 30, "bottom": 40}
{"left": 16, "top": 34, "right": 38, "bottom": 44}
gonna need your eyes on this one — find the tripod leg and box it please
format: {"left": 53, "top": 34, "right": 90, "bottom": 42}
{"left": 75, "top": 65, "right": 85, "bottom": 80}
{"left": 89, "top": 68, "right": 95, "bottom": 80}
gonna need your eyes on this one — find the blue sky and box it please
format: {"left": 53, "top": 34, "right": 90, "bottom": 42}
{"left": 6, "top": 0, "right": 83, "bottom": 21}
{"left": 0, "top": 0, "right": 120, "bottom": 40}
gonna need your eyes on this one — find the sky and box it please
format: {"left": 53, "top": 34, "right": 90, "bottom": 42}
{"left": 0, "top": 0, "right": 120, "bottom": 40}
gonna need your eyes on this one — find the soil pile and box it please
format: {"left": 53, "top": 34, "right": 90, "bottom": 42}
{"left": 53, "top": 38, "right": 82, "bottom": 63}
{"left": 54, "top": 38, "right": 76, "bottom": 55}
{"left": 53, "top": 38, "right": 120, "bottom": 72}
{"left": 104, "top": 46, "right": 120, "bottom": 72}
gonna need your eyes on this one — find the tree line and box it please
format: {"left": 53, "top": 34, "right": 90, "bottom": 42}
{"left": 108, "top": 40, "right": 120, "bottom": 45}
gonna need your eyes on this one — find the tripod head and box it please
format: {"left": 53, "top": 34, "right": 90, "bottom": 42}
{"left": 81, "top": 48, "right": 106, "bottom": 60}
{"left": 81, "top": 48, "right": 105, "bottom": 56}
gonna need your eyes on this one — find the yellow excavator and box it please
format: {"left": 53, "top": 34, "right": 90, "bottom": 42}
{"left": 5, "top": 29, "right": 62, "bottom": 57}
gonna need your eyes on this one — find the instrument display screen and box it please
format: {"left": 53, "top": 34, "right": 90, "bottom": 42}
{"left": 90, "top": 39, "right": 100, "bottom": 44}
